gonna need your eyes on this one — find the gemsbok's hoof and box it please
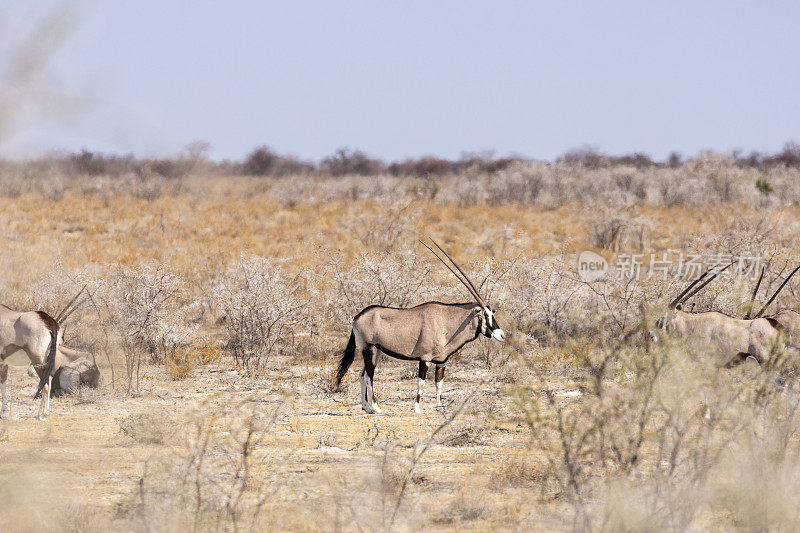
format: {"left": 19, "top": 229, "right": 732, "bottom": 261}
{"left": 413, "top": 403, "right": 420, "bottom": 414}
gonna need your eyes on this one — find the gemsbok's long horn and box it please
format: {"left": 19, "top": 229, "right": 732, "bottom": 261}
{"left": 429, "top": 238, "right": 487, "bottom": 306}
{"left": 670, "top": 270, "right": 712, "bottom": 309}
{"left": 420, "top": 239, "right": 484, "bottom": 306}
{"left": 55, "top": 285, "right": 87, "bottom": 323}
{"left": 744, "top": 266, "right": 765, "bottom": 319}
{"left": 679, "top": 261, "right": 735, "bottom": 305}
{"left": 420, "top": 238, "right": 487, "bottom": 308}
{"left": 753, "top": 264, "right": 800, "bottom": 319}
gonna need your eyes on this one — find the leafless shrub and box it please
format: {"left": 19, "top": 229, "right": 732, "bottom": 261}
{"left": 589, "top": 216, "right": 628, "bottom": 251}
{"left": 102, "top": 265, "right": 196, "bottom": 392}
{"left": 126, "top": 400, "right": 285, "bottom": 531}
{"left": 485, "top": 163, "right": 546, "bottom": 206}
{"left": 210, "top": 256, "right": 310, "bottom": 373}
{"left": 320, "top": 249, "right": 439, "bottom": 331}
{"left": 346, "top": 202, "right": 418, "bottom": 252}
{"left": 559, "top": 146, "right": 656, "bottom": 170}
{"left": 491, "top": 451, "right": 547, "bottom": 488}
{"left": 69, "top": 149, "right": 139, "bottom": 176}
{"left": 496, "top": 256, "right": 592, "bottom": 343}
{"left": 435, "top": 483, "right": 487, "bottom": 524}
{"left": 317, "top": 431, "right": 337, "bottom": 448}
{"left": 165, "top": 340, "right": 221, "bottom": 380}
{"left": 515, "top": 309, "right": 800, "bottom": 530}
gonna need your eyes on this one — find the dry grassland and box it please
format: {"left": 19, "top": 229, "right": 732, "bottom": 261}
{"left": 2, "top": 166, "right": 800, "bottom": 531}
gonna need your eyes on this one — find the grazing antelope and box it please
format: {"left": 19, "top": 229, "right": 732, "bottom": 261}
{"left": 334, "top": 239, "right": 506, "bottom": 414}
{"left": 653, "top": 264, "right": 783, "bottom": 367}
{"left": 0, "top": 289, "right": 86, "bottom": 420}
{"left": 29, "top": 344, "right": 100, "bottom": 397}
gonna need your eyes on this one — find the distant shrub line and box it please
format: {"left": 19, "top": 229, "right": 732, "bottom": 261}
{"left": 3, "top": 141, "right": 799, "bottom": 179}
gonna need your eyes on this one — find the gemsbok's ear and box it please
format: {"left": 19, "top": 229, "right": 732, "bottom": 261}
{"left": 472, "top": 305, "right": 483, "bottom": 315}
{"left": 675, "top": 302, "right": 683, "bottom": 311}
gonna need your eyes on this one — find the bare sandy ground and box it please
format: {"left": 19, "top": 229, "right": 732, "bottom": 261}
{"left": 0, "top": 352, "right": 565, "bottom": 531}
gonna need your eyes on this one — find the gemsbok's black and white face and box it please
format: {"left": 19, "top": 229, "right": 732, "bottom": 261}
{"left": 479, "top": 306, "right": 506, "bottom": 342}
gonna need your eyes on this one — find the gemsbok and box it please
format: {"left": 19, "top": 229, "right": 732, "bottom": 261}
{"left": 334, "top": 239, "right": 506, "bottom": 414}
{"left": 653, "top": 264, "right": 783, "bottom": 367}
{"left": 29, "top": 344, "right": 100, "bottom": 397}
{"left": 0, "top": 289, "right": 86, "bottom": 420}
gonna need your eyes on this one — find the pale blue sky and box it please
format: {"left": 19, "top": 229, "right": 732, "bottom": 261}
{"left": 1, "top": 1, "right": 798, "bottom": 161}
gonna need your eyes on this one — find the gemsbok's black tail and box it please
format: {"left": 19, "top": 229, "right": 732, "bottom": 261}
{"left": 334, "top": 330, "right": 356, "bottom": 391}
{"left": 35, "top": 328, "right": 58, "bottom": 399}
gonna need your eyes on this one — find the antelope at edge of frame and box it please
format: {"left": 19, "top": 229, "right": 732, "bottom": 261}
{"left": 0, "top": 288, "right": 88, "bottom": 420}
{"left": 652, "top": 263, "right": 784, "bottom": 367}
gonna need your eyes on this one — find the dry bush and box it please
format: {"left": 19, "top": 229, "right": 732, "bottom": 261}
{"left": 440, "top": 424, "right": 497, "bottom": 447}
{"left": 495, "top": 256, "right": 593, "bottom": 343}
{"left": 513, "top": 309, "right": 800, "bottom": 530}
{"left": 320, "top": 249, "right": 442, "bottom": 331}
{"left": 211, "top": 256, "right": 310, "bottom": 373}
{"left": 123, "top": 400, "right": 286, "bottom": 531}
{"left": 346, "top": 201, "right": 419, "bottom": 252}
{"left": 165, "top": 339, "right": 222, "bottom": 380}
{"left": 589, "top": 215, "right": 628, "bottom": 251}
{"left": 491, "top": 451, "right": 547, "bottom": 488}
{"left": 100, "top": 265, "right": 197, "bottom": 392}
{"left": 435, "top": 482, "right": 488, "bottom": 524}
{"left": 316, "top": 431, "right": 338, "bottom": 448}
{"left": 119, "top": 410, "right": 179, "bottom": 445}
{"left": 164, "top": 347, "right": 200, "bottom": 380}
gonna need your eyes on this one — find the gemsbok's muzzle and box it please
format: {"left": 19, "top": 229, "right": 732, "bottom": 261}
{"left": 491, "top": 329, "right": 506, "bottom": 342}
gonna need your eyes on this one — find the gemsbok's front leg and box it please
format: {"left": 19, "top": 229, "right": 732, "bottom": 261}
{"left": 435, "top": 365, "right": 445, "bottom": 408}
{"left": 38, "top": 375, "right": 51, "bottom": 420}
{"left": 414, "top": 361, "right": 429, "bottom": 413}
{"left": 0, "top": 363, "right": 9, "bottom": 419}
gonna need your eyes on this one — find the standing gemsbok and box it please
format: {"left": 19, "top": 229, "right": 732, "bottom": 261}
{"left": 653, "top": 264, "right": 783, "bottom": 367}
{"left": 334, "top": 239, "right": 506, "bottom": 414}
{"left": 0, "top": 289, "right": 86, "bottom": 420}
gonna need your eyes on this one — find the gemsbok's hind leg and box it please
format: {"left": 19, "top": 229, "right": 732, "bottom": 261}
{"left": 414, "top": 361, "right": 429, "bottom": 413}
{"left": 435, "top": 365, "right": 446, "bottom": 408}
{"left": 0, "top": 362, "right": 9, "bottom": 418}
{"left": 361, "top": 345, "right": 382, "bottom": 414}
